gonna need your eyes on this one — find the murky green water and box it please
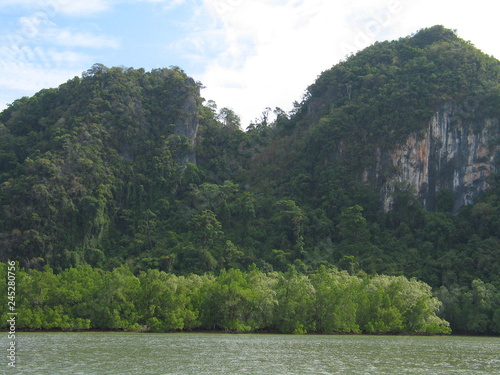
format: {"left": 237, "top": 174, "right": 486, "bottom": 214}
{"left": 3, "top": 332, "right": 499, "bottom": 374}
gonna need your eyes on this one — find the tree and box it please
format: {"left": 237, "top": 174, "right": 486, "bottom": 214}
{"left": 273, "top": 266, "right": 316, "bottom": 333}
{"left": 217, "top": 107, "right": 241, "bottom": 129}
{"left": 188, "top": 210, "right": 224, "bottom": 250}
{"left": 337, "top": 205, "right": 370, "bottom": 244}
{"left": 270, "top": 200, "right": 306, "bottom": 260}
{"left": 436, "top": 189, "right": 455, "bottom": 213}
{"left": 199, "top": 268, "right": 255, "bottom": 332}
{"left": 137, "top": 269, "right": 196, "bottom": 331}
{"left": 91, "top": 265, "right": 141, "bottom": 330}
{"left": 311, "top": 266, "right": 361, "bottom": 333}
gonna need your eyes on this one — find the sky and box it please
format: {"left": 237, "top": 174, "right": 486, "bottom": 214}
{"left": 0, "top": 0, "right": 499, "bottom": 127}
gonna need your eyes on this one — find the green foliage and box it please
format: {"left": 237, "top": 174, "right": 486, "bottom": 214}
{"left": 310, "top": 266, "right": 361, "bottom": 333}
{"left": 436, "top": 189, "right": 455, "bottom": 213}
{"left": 0, "top": 65, "right": 206, "bottom": 267}
{"left": 0, "top": 263, "right": 451, "bottom": 334}
{"left": 338, "top": 205, "right": 370, "bottom": 244}
{"left": 436, "top": 279, "right": 500, "bottom": 334}
{"left": 273, "top": 266, "right": 316, "bottom": 333}
{"left": 199, "top": 268, "right": 256, "bottom": 332}
{"left": 0, "top": 27, "right": 499, "bottom": 335}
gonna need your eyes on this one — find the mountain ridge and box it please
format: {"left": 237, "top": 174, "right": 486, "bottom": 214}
{"left": 245, "top": 26, "right": 499, "bottom": 213}
{"left": 0, "top": 26, "right": 498, "bottom": 297}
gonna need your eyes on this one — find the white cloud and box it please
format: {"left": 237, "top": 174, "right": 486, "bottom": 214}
{"left": 1, "top": 0, "right": 498, "bottom": 125}
{"left": 0, "top": 0, "right": 111, "bottom": 16}
{"left": 0, "top": 62, "right": 81, "bottom": 93}
{"left": 131, "top": 0, "right": 184, "bottom": 2}
{"left": 0, "top": 43, "right": 91, "bottom": 79}
{"left": 0, "top": 0, "right": 118, "bottom": 111}
{"left": 193, "top": 0, "right": 499, "bottom": 127}
{"left": 197, "top": 0, "right": 358, "bottom": 125}
{"left": 9, "top": 16, "right": 119, "bottom": 50}
{"left": 0, "top": 55, "right": 84, "bottom": 110}
{"left": 0, "top": 42, "right": 92, "bottom": 110}
{"left": 55, "top": 0, "right": 111, "bottom": 15}
{"left": 127, "top": 0, "right": 187, "bottom": 11}
{"left": 394, "top": 0, "right": 500, "bottom": 58}
{"left": 1, "top": 0, "right": 192, "bottom": 15}
{"left": 50, "top": 29, "right": 120, "bottom": 49}
{"left": 161, "top": 0, "right": 187, "bottom": 11}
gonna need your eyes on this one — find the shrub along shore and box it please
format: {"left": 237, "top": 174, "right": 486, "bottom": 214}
{"left": 1, "top": 263, "right": 452, "bottom": 334}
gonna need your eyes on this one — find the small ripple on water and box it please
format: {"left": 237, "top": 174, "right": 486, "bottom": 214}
{"left": 9, "top": 333, "right": 500, "bottom": 375}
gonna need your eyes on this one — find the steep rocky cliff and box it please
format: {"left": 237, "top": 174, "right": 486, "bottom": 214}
{"left": 261, "top": 26, "right": 500, "bottom": 215}
{"left": 174, "top": 77, "right": 201, "bottom": 166}
{"left": 381, "top": 102, "right": 499, "bottom": 213}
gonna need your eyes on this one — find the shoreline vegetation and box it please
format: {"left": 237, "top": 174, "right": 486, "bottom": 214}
{"left": 11, "top": 325, "right": 500, "bottom": 336}
{"left": 0, "top": 27, "right": 499, "bottom": 339}
{"left": 17, "top": 331, "right": 500, "bottom": 336}
{"left": 1, "top": 262, "right": 452, "bottom": 335}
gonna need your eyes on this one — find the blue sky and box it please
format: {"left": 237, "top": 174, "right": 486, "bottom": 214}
{"left": 1, "top": 0, "right": 499, "bottom": 127}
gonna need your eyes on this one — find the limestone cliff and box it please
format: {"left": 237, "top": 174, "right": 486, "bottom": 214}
{"left": 174, "top": 77, "right": 200, "bottom": 166}
{"left": 381, "top": 102, "right": 499, "bottom": 213}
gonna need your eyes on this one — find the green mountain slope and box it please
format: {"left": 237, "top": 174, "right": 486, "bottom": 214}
{"left": 0, "top": 26, "right": 498, "bottom": 287}
{"left": 0, "top": 65, "right": 210, "bottom": 268}
{"left": 246, "top": 25, "right": 499, "bottom": 207}
{"left": 240, "top": 26, "right": 499, "bottom": 279}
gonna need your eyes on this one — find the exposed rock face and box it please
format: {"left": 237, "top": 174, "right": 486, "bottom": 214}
{"left": 174, "top": 78, "right": 200, "bottom": 166}
{"left": 381, "top": 102, "right": 499, "bottom": 213}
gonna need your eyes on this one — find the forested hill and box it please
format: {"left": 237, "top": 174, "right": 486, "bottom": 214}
{"left": 246, "top": 25, "right": 499, "bottom": 213}
{"left": 0, "top": 26, "right": 499, "bottom": 333}
{"left": 0, "top": 64, "right": 211, "bottom": 270}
